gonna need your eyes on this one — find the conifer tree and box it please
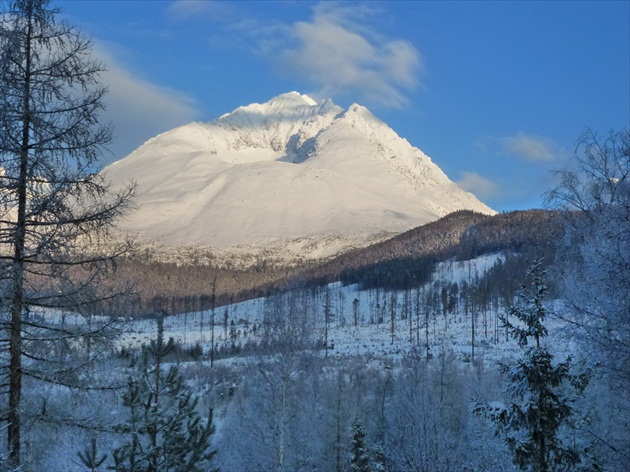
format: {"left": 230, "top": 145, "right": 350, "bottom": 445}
{"left": 371, "top": 445, "right": 386, "bottom": 472}
{"left": 0, "top": 0, "right": 134, "bottom": 464}
{"left": 77, "top": 437, "right": 107, "bottom": 472}
{"left": 474, "top": 260, "right": 589, "bottom": 472}
{"left": 111, "top": 315, "right": 218, "bottom": 472}
{"left": 350, "top": 418, "right": 370, "bottom": 472}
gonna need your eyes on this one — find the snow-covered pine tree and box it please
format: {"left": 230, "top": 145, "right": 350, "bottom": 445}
{"left": 474, "top": 260, "right": 590, "bottom": 472}
{"left": 350, "top": 418, "right": 370, "bottom": 472}
{"left": 111, "top": 315, "right": 218, "bottom": 472}
{"left": 371, "top": 445, "right": 386, "bottom": 472}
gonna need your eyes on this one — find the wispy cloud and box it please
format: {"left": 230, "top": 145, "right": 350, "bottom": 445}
{"left": 95, "top": 46, "right": 202, "bottom": 163}
{"left": 476, "top": 132, "right": 562, "bottom": 164}
{"left": 210, "top": 2, "right": 421, "bottom": 109}
{"left": 163, "top": 2, "right": 421, "bottom": 108}
{"left": 501, "top": 132, "right": 557, "bottom": 162}
{"left": 457, "top": 172, "right": 501, "bottom": 199}
{"left": 275, "top": 3, "right": 421, "bottom": 108}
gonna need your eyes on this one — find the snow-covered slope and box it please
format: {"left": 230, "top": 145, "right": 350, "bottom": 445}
{"left": 105, "top": 92, "right": 495, "bottom": 258}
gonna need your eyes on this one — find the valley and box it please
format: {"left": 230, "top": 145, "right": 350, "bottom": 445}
{"left": 28, "top": 206, "right": 613, "bottom": 471}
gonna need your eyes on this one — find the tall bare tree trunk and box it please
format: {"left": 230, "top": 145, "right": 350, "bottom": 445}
{"left": 8, "top": 1, "right": 33, "bottom": 460}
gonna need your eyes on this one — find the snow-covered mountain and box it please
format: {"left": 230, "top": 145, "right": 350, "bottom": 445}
{"left": 105, "top": 92, "right": 495, "bottom": 259}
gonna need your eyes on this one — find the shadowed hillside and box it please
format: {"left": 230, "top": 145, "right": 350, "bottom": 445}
{"left": 105, "top": 209, "right": 564, "bottom": 317}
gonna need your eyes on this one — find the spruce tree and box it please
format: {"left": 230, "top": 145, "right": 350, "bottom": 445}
{"left": 474, "top": 260, "right": 589, "bottom": 472}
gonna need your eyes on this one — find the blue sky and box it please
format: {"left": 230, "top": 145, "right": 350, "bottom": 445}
{"left": 59, "top": 0, "right": 629, "bottom": 212}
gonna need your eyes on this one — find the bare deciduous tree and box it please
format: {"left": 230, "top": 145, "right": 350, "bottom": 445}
{"left": 545, "top": 129, "right": 630, "bottom": 382}
{"left": 545, "top": 128, "right": 630, "bottom": 467}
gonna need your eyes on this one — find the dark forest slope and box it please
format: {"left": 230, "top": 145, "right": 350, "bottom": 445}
{"left": 106, "top": 209, "right": 564, "bottom": 317}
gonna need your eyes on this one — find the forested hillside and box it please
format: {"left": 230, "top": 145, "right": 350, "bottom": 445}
{"left": 105, "top": 209, "right": 564, "bottom": 317}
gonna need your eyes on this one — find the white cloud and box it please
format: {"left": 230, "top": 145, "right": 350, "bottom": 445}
{"left": 265, "top": 3, "right": 421, "bottom": 108}
{"left": 457, "top": 172, "right": 501, "bottom": 199}
{"left": 95, "top": 46, "right": 202, "bottom": 163}
{"left": 164, "top": 2, "right": 421, "bottom": 109}
{"left": 501, "top": 132, "right": 556, "bottom": 162}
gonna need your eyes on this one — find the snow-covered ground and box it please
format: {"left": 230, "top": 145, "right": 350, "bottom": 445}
{"left": 17, "top": 252, "right": 590, "bottom": 472}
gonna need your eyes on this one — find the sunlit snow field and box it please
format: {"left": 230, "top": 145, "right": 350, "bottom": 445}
{"left": 117, "top": 253, "right": 572, "bottom": 365}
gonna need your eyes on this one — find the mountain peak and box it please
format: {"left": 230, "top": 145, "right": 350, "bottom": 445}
{"left": 278, "top": 91, "right": 318, "bottom": 106}
{"left": 105, "top": 92, "right": 495, "bottom": 257}
{"left": 217, "top": 92, "right": 327, "bottom": 125}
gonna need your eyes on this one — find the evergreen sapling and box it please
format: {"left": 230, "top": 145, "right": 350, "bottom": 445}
{"left": 474, "top": 260, "right": 590, "bottom": 472}
{"left": 111, "top": 314, "right": 218, "bottom": 472}
{"left": 77, "top": 437, "right": 107, "bottom": 472}
{"left": 350, "top": 418, "right": 370, "bottom": 472}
